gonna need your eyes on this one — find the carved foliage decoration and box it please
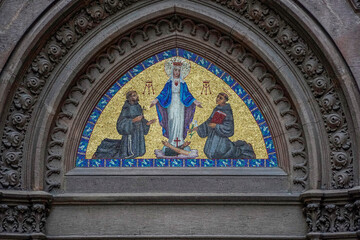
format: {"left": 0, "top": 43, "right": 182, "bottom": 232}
{"left": 0, "top": 203, "right": 48, "bottom": 234}
{"left": 212, "top": 0, "right": 353, "bottom": 189}
{"left": 304, "top": 200, "right": 360, "bottom": 233}
{"left": 0, "top": 0, "right": 353, "bottom": 191}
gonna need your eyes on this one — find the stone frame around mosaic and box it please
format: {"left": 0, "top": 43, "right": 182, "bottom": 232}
{"left": 35, "top": 10, "right": 307, "bottom": 193}
{"left": 76, "top": 48, "right": 278, "bottom": 168}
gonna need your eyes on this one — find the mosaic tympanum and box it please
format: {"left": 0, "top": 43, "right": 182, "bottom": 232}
{"left": 77, "top": 48, "right": 277, "bottom": 168}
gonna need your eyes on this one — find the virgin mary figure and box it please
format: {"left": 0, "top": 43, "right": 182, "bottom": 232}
{"left": 150, "top": 58, "right": 202, "bottom": 155}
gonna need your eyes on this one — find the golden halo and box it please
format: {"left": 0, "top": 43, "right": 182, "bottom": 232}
{"left": 164, "top": 57, "right": 191, "bottom": 79}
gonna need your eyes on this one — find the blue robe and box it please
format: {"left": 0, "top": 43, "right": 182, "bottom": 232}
{"left": 155, "top": 80, "right": 196, "bottom": 139}
{"left": 197, "top": 103, "right": 256, "bottom": 159}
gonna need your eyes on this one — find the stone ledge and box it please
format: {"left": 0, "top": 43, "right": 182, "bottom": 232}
{"left": 66, "top": 167, "right": 288, "bottom": 176}
{"left": 52, "top": 192, "right": 301, "bottom": 205}
{"left": 0, "top": 190, "right": 52, "bottom": 201}
{"left": 300, "top": 187, "right": 360, "bottom": 201}
{"left": 307, "top": 231, "right": 360, "bottom": 240}
{"left": 0, "top": 232, "right": 46, "bottom": 240}
{"left": 46, "top": 234, "right": 306, "bottom": 240}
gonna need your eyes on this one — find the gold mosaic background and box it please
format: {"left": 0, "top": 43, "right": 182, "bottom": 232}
{"left": 86, "top": 59, "right": 268, "bottom": 159}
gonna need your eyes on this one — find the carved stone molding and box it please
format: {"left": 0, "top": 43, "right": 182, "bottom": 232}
{"left": 0, "top": 0, "right": 355, "bottom": 192}
{"left": 348, "top": 0, "right": 360, "bottom": 12}
{"left": 301, "top": 188, "right": 360, "bottom": 239}
{"left": 0, "top": 190, "right": 51, "bottom": 238}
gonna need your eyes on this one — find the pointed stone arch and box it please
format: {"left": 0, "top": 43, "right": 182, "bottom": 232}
{"left": 0, "top": 0, "right": 359, "bottom": 239}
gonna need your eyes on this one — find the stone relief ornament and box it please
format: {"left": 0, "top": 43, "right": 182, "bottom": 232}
{"left": 0, "top": 203, "right": 49, "bottom": 234}
{"left": 304, "top": 200, "right": 360, "bottom": 233}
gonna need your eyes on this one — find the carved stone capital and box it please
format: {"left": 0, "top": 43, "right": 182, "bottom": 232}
{"left": 301, "top": 188, "right": 360, "bottom": 239}
{"left": 0, "top": 191, "right": 52, "bottom": 238}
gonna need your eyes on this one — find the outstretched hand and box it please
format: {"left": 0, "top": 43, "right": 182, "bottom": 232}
{"left": 132, "top": 115, "right": 143, "bottom": 123}
{"left": 150, "top": 99, "right": 158, "bottom": 108}
{"left": 208, "top": 123, "right": 217, "bottom": 128}
{"left": 194, "top": 100, "right": 203, "bottom": 108}
{"left": 162, "top": 140, "right": 171, "bottom": 147}
{"left": 188, "top": 127, "right": 198, "bottom": 133}
{"left": 146, "top": 119, "right": 157, "bottom": 125}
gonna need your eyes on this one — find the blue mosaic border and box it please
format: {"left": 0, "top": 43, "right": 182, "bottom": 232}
{"left": 76, "top": 48, "right": 278, "bottom": 167}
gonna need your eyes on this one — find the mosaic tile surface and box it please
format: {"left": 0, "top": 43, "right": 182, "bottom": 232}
{"left": 76, "top": 48, "right": 278, "bottom": 168}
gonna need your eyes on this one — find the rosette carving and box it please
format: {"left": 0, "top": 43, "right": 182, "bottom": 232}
{"left": 286, "top": 41, "right": 307, "bottom": 64}
{"left": 24, "top": 74, "right": 45, "bottom": 94}
{"left": 0, "top": 169, "right": 19, "bottom": 187}
{"left": 259, "top": 15, "right": 280, "bottom": 37}
{"left": 14, "top": 88, "right": 34, "bottom": 110}
{"left": 320, "top": 91, "right": 341, "bottom": 112}
{"left": 74, "top": 12, "right": 93, "bottom": 35}
{"left": 87, "top": 3, "right": 107, "bottom": 22}
{"left": 301, "top": 57, "right": 324, "bottom": 79}
{"left": 56, "top": 24, "right": 78, "bottom": 48}
{"left": 46, "top": 39, "right": 66, "bottom": 63}
{"left": 311, "top": 76, "right": 328, "bottom": 97}
{"left": 325, "top": 113, "right": 342, "bottom": 132}
{"left": 3, "top": 151, "right": 22, "bottom": 168}
{"left": 228, "top": 0, "right": 248, "bottom": 13}
{"left": 104, "top": 0, "right": 123, "bottom": 13}
{"left": 247, "top": 2, "right": 268, "bottom": 24}
{"left": 31, "top": 52, "right": 54, "bottom": 77}
{"left": 275, "top": 26, "right": 298, "bottom": 47}
{"left": 332, "top": 170, "right": 351, "bottom": 189}
{"left": 9, "top": 112, "right": 28, "bottom": 130}
{"left": 330, "top": 130, "right": 351, "bottom": 150}
{"left": 2, "top": 127, "right": 23, "bottom": 148}
{"left": 331, "top": 152, "right": 349, "bottom": 170}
